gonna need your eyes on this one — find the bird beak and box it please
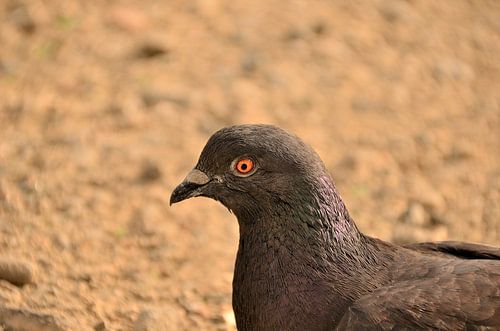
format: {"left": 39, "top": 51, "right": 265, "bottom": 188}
{"left": 170, "top": 169, "right": 210, "bottom": 205}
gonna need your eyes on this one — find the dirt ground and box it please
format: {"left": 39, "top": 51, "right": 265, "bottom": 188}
{"left": 0, "top": 0, "right": 499, "bottom": 330}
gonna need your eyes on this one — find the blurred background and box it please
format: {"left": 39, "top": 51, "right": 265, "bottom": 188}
{"left": 0, "top": 0, "right": 499, "bottom": 330}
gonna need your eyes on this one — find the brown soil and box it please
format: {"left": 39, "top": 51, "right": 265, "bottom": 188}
{"left": 0, "top": 0, "right": 499, "bottom": 330}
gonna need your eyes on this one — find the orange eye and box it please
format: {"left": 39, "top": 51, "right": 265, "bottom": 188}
{"left": 235, "top": 158, "right": 254, "bottom": 175}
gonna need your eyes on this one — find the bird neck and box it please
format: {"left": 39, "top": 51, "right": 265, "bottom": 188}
{"left": 238, "top": 173, "right": 366, "bottom": 251}
{"left": 233, "top": 175, "right": 391, "bottom": 329}
{"left": 236, "top": 177, "right": 380, "bottom": 272}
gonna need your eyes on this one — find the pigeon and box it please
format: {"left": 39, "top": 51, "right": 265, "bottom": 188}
{"left": 170, "top": 124, "right": 500, "bottom": 330}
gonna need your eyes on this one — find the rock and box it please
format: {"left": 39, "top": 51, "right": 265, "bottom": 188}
{"left": 400, "top": 202, "right": 429, "bottom": 227}
{"left": 128, "top": 209, "right": 156, "bottom": 236}
{"left": 133, "top": 309, "right": 158, "bottom": 331}
{"left": 134, "top": 43, "right": 169, "bottom": 60}
{"left": 8, "top": 4, "right": 36, "bottom": 34}
{"left": 394, "top": 201, "right": 450, "bottom": 244}
{"left": 0, "top": 259, "right": 33, "bottom": 287}
{"left": 407, "top": 178, "right": 446, "bottom": 213}
{"left": 0, "top": 279, "right": 22, "bottom": 302}
{"left": 141, "top": 92, "right": 189, "bottom": 109}
{"left": 137, "top": 162, "right": 162, "bottom": 184}
{"left": 311, "top": 21, "right": 327, "bottom": 36}
{"left": 283, "top": 28, "right": 304, "bottom": 42}
{"left": 432, "top": 58, "right": 475, "bottom": 82}
{"left": 222, "top": 309, "right": 236, "bottom": 329}
{"left": 133, "top": 307, "right": 183, "bottom": 331}
{"left": 444, "top": 142, "right": 475, "bottom": 162}
{"left": 241, "top": 52, "right": 258, "bottom": 75}
{"left": 94, "top": 320, "right": 106, "bottom": 331}
{"left": 378, "top": 0, "right": 417, "bottom": 23}
{"left": 52, "top": 233, "right": 71, "bottom": 250}
{"left": 0, "top": 307, "right": 64, "bottom": 331}
{"left": 177, "top": 291, "right": 210, "bottom": 319}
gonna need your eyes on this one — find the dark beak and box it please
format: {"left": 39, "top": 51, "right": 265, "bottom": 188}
{"left": 170, "top": 169, "right": 211, "bottom": 205}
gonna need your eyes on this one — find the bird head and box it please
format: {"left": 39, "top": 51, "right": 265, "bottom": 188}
{"left": 170, "top": 124, "right": 333, "bottom": 221}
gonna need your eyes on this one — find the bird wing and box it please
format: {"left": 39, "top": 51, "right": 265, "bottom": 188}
{"left": 336, "top": 260, "right": 500, "bottom": 330}
{"left": 404, "top": 241, "right": 500, "bottom": 260}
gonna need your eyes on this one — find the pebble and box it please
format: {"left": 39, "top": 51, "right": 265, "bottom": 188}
{"left": 408, "top": 178, "right": 446, "bottom": 213}
{"left": 0, "top": 279, "right": 22, "bottom": 302}
{"left": 8, "top": 4, "right": 36, "bottom": 34}
{"left": 134, "top": 43, "right": 169, "bottom": 59}
{"left": 241, "top": 52, "right": 258, "bottom": 74}
{"left": 94, "top": 320, "right": 106, "bottom": 331}
{"left": 222, "top": 309, "right": 236, "bottom": 329}
{"left": 141, "top": 92, "right": 189, "bottom": 109}
{"left": 137, "top": 162, "right": 162, "bottom": 184}
{"left": 401, "top": 202, "right": 429, "bottom": 227}
{"left": 133, "top": 307, "right": 183, "bottom": 331}
{"left": 378, "top": 0, "right": 417, "bottom": 23}
{"left": 0, "top": 259, "right": 33, "bottom": 287}
{"left": 0, "top": 307, "right": 64, "bottom": 331}
{"left": 432, "top": 58, "right": 475, "bottom": 82}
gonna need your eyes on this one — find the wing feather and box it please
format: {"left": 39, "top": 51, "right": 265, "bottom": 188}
{"left": 336, "top": 260, "right": 500, "bottom": 330}
{"left": 405, "top": 241, "right": 500, "bottom": 260}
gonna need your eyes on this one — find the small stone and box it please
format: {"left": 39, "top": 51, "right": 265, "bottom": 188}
{"left": 9, "top": 5, "right": 36, "bottom": 34}
{"left": 432, "top": 58, "right": 475, "bottom": 82}
{"left": 141, "top": 92, "right": 189, "bottom": 109}
{"left": 400, "top": 202, "right": 429, "bottom": 227}
{"left": 0, "top": 307, "right": 64, "bottom": 331}
{"left": 177, "top": 291, "right": 210, "bottom": 318}
{"left": 393, "top": 219, "right": 450, "bottom": 244}
{"left": 444, "top": 142, "right": 475, "bottom": 162}
{"left": 94, "top": 320, "right": 106, "bottom": 331}
{"left": 222, "top": 309, "right": 236, "bottom": 329}
{"left": 283, "top": 28, "right": 304, "bottom": 42}
{"left": 312, "top": 22, "right": 327, "bottom": 36}
{"left": 408, "top": 178, "right": 446, "bottom": 213}
{"left": 52, "top": 233, "right": 71, "bottom": 249}
{"left": 128, "top": 209, "right": 156, "bottom": 236}
{"left": 241, "top": 52, "right": 258, "bottom": 74}
{"left": 134, "top": 43, "right": 169, "bottom": 59}
{"left": 133, "top": 309, "right": 158, "bottom": 331}
{"left": 0, "top": 259, "right": 33, "bottom": 287}
{"left": 378, "top": 1, "right": 417, "bottom": 23}
{"left": 0, "top": 280, "right": 22, "bottom": 302}
{"left": 137, "top": 162, "right": 162, "bottom": 184}
{"left": 133, "top": 307, "right": 183, "bottom": 331}
{"left": 77, "top": 272, "right": 92, "bottom": 283}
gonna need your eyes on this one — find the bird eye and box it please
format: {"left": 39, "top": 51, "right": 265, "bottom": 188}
{"left": 233, "top": 158, "right": 255, "bottom": 176}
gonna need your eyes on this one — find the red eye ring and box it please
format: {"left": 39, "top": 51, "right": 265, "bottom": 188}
{"left": 234, "top": 158, "right": 254, "bottom": 175}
